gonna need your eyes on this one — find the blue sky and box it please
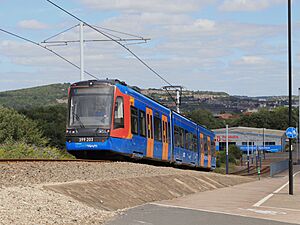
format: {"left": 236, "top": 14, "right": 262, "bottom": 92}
{"left": 0, "top": 0, "right": 300, "bottom": 96}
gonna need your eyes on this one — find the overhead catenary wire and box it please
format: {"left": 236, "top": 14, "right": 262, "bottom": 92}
{"left": 45, "top": 0, "right": 178, "bottom": 105}
{"left": 0, "top": 28, "right": 99, "bottom": 80}
{"left": 41, "top": 24, "right": 150, "bottom": 46}
{"left": 43, "top": 23, "right": 79, "bottom": 43}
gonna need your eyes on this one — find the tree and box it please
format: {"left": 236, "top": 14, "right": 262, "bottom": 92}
{"left": 0, "top": 107, "right": 46, "bottom": 146}
{"left": 19, "top": 105, "right": 68, "bottom": 149}
{"left": 230, "top": 107, "right": 298, "bottom": 130}
{"left": 184, "top": 109, "right": 225, "bottom": 129}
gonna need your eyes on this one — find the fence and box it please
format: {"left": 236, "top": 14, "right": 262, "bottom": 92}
{"left": 270, "top": 159, "right": 289, "bottom": 177}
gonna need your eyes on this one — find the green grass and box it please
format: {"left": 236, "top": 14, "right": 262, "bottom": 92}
{"left": 0, "top": 141, "right": 74, "bottom": 159}
{"left": 214, "top": 163, "right": 236, "bottom": 174}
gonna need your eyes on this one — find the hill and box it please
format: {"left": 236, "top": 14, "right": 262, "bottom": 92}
{"left": 0, "top": 82, "right": 296, "bottom": 113}
{"left": 0, "top": 83, "right": 69, "bottom": 109}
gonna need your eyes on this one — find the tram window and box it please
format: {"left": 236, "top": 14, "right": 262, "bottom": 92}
{"left": 131, "top": 106, "right": 138, "bottom": 135}
{"left": 174, "top": 126, "right": 180, "bottom": 147}
{"left": 114, "top": 97, "right": 124, "bottom": 129}
{"left": 150, "top": 115, "right": 153, "bottom": 139}
{"left": 204, "top": 136, "right": 208, "bottom": 156}
{"left": 167, "top": 122, "right": 170, "bottom": 143}
{"left": 193, "top": 134, "right": 197, "bottom": 152}
{"left": 164, "top": 121, "right": 169, "bottom": 143}
{"left": 154, "top": 116, "right": 162, "bottom": 141}
{"left": 180, "top": 128, "right": 185, "bottom": 148}
{"left": 185, "top": 131, "right": 193, "bottom": 150}
{"left": 147, "top": 114, "right": 150, "bottom": 137}
{"left": 139, "top": 110, "right": 146, "bottom": 137}
{"left": 211, "top": 140, "right": 216, "bottom": 157}
{"left": 185, "top": 131, "right": 189, "bottom": 149}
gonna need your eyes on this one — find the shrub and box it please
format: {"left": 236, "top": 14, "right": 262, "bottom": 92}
{"left": 0, "top": 141, "right": 73, "bottom": 159}
{"left": 217, "top": 145, "right": 242, "bottom": 165}
{"left": 0, "top": 107, "right": 47, "bottom": 146}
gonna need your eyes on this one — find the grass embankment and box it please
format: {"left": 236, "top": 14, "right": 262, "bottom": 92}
{"left": 0, "top": 142, "right": 74, "bottom": 159}
{"left": 213, "top": 163, "right": 237, "bottom": 174}
{"left": 214, "top": 146, "right": 242, "bottom": 174}
{"left": 0, "top": 107, "right": 74, "bottom": 159}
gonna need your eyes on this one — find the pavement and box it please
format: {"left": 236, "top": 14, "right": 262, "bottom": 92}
{"left": 106, "top": 165, "right": 300, "bottom": 225}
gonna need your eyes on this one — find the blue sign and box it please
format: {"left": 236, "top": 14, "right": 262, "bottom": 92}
{"left": 285, "top": 127, "right": 298, "bottom": 139}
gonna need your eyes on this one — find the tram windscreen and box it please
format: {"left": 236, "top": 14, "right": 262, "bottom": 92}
{"left": 69, "top": 86, "right": 114, "bottom": 128}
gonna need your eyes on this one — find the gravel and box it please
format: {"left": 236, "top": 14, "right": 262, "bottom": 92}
{"left": 0, "top": 161, "right": 188, "bottom": 225}
{"left": 0, "top": 161, "right": 248, "bottom": 224}
{"left": 0, "top": 185, "right": 116, "bottom": 225}
{"left": 0, "top": 161, "right": 185, "bottom": 187}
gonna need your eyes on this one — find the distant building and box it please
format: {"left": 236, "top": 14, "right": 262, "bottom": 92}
{"left": 213, "top": 126, "right": 286, "bottom": 153}
{"left": 214, "top": 113, "right": 240, "bottom": 120}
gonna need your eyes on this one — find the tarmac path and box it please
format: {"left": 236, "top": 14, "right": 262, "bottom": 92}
{"left": 106, "top": 166, "right": 300, "bottom": 225}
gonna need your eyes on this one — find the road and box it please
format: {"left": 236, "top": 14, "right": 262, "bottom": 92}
{"left": 106, "top": 165, "right": 300, "bottom": 225}
{"left": 107, "top": 204, "right": 295, "bottom": 225}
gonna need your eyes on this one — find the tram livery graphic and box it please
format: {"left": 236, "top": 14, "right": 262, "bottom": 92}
{"left": 66, "top": 79, "right": 216, "bottom": 170}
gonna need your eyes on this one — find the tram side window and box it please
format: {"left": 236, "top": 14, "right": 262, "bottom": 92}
{"left": 114, "top": 97, "right": 124, "bottom": 129}
{"left": 185, "top": 131, "right": 193, "bottom": 150}
{"left": 147, "top": 114, "right": 150, "bottom": 137}
{"left": 162, "top": 121, "right": 166, "bottom": 143}
{"left": 139, "top": 110, "right": 146, "bottom": 137}
{"left": 150, "top": 115, "right": 153, "bottom": 139}
{"left": 211, "top": 140, "right": 216, "bottom": 157}
{"left": 165, "top": 121, "right": 169, "bottom": 143}
{"left": 168, "top": 122, "right": 171, "bottom": 143}
{"left": 174, "top": 126, "right": 180, "bottom": 147}
{"left": 154, "top": 116, "right": 162, "bottom": 141}
{"left": 192, "top": 134, "right": 197, "bottom": 152}
{"left": 131, "top": 106, "right": 138, "bottom": 135}
{"left": 180, "top": 128, "right": 185, "bottom": 148}
{"left": 204, "top": 136, "right": 208, "bottom": 156}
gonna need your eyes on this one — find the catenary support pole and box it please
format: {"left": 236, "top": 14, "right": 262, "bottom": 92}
{"left": 288, "top": 0, "right": 293, "bottom": 195}
{"left": 263, "top": 128, "right": 266, "bottom": 159}
{"left": 226, "top": 125, "right": 229, "bottom": 174}
{"left": 247, "top": 141, "right": 250, "bottom": 174}
{"left": 176, "top": 89, "right": 180, "bottom": 113}
{"left": 298, "top": 88, "right": 300, "bottom": 164}
{"left": 80, "top": 22, "right": 84, "bottom": 81}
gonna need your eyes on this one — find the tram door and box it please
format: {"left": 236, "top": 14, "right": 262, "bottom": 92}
{"left": 200, "top": 133, "right": 205, "bottom": 167}
{"left": 162, "top": 115, "right": 169, "bottom": 161}
{"left": 207, "top": 136, "right": 211, "bottom": 168}
{"left": 146, "top": 108, "right": 154, "bottom": 158}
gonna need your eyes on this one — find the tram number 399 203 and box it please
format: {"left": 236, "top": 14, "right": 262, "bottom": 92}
{"left": 78, "top": 137, "right": 94, "bottom": 142}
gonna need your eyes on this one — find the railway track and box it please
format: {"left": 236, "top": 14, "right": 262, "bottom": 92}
{"left": 230, "top": 165, "right": 270, "bottom": 177}
{"left": 0, "top": 158, "right": 111, "bottom": 163}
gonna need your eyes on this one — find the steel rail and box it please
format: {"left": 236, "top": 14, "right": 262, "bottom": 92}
{"left": 0, "top": 158, "right": 111, "bottom": 163}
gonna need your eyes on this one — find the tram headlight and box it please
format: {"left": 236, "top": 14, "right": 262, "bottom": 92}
{"left": 66, "top": 129, "right": 78, "bottom": 135}
{"left": 96, "top": 128, "right": 109, "bottom": 134}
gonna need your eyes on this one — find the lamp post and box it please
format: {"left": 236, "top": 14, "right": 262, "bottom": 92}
{"left": 298, "top": 88, "right": 300, "bottom": 165}
{"left": 288, "top": 0, "right": 293, "bottom": 195}
{"left": 226, "top": 125, "right": 229, "bottom": 174}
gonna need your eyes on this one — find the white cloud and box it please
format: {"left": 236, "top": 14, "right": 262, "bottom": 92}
{"left": 18, "top": 19, "right": 48, "bottom": 30}
{"left": 219, "top": 0, "right": 285, "bottom": 12}
{"left": 79, "top": 0, "right": 215, "bottom": 13}
{"left": 234, "top": 56, "right": 269, "bottom": 65}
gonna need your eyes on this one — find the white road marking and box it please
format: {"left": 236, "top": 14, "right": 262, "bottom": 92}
{"left": 151, "top": 203, "right": 258, "bottom": 219}
{"left": 239, "top": 208, "right": 287, "bottom": 215}
{"left": 253, "top": 171, "right": 300, "bottom": 207}
{"left": 259, "top": 205, "right": 300, "bottom": 213}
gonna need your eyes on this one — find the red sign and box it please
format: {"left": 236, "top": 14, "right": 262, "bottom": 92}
{"left": 216, "top": 135, "right": 239, "bottom": 142}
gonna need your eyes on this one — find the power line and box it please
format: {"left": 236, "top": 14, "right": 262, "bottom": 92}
{"left": 0, "top": 28, "right": 99, "bottom": 80}
{"left": 43, "top": 23, "right": 79, "bottom": 43}
{"left": 45, "top": 0, "right": 177, "bottom": 104}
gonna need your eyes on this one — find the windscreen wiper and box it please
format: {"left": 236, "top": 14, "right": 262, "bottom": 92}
{"left": 73, "top": 112, "right": 85, "bottom": 128}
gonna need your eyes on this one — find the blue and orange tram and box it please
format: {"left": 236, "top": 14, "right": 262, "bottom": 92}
{"left": 66, "top": 79, "right": 217, "bottom": 170}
